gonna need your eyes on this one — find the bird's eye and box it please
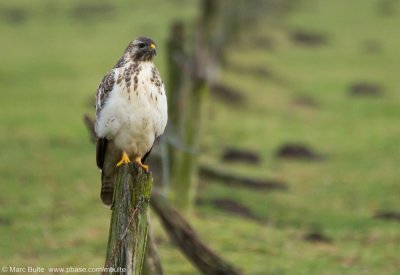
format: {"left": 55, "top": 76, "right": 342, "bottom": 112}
{"left": 138, "top": 43, "right": 146, "bottom": 49}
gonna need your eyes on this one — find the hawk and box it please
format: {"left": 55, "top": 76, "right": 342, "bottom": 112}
{"left": 95, "top": 37, "right": 168, "bottom": 206}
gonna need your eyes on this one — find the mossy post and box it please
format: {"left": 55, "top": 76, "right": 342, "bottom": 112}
{"left": 171, "top": 0, "right": 222, "bottom": 212}
{"left": 103, "top": 164, "right": 153, "bottom": 275}
{"left": 171, "top": 79, "right": 207, "bottom": 212}
{"left": 164, "top": 21, "right": 186, "bottom": 192}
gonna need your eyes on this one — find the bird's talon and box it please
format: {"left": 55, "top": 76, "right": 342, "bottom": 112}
{"left": 116, "top": 152, "right": 131, "bottom": 167}
{"left": 141, "top": 164, "right": 150, "bottom": 174}
{"left": 135, "top": 157, "right": 150, "bottom": 173}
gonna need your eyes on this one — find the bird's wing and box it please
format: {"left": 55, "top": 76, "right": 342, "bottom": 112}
{"left": 95, "top": 70, "right": 116, "bottom": 169}
{"left": 150, "top": 68, "right": 168, "bottom": 137}
{"left": 96, "top": 138, "right": 108, "bottom": 169}
{"left": 95, "top": 70, "right": 116, "bottom": 117}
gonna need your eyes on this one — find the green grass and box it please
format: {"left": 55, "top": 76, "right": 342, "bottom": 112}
{"left": 1, "top": 0, "right": 400, "bottom": 274}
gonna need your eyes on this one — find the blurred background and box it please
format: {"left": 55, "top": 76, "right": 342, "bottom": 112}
{"left": 0, "top": 0, "right": 399, "bottom": 274}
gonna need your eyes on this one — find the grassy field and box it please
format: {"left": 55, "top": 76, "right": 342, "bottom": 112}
{"left": 1, "top": 0, "right": 399, "bottom": 274}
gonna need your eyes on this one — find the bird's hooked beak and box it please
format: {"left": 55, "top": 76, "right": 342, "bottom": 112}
{"left": 150, "top": 43, "right": 157, "bottom": 55}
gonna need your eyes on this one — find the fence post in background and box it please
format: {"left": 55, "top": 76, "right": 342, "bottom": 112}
{"left": 166, "top": 21, "right": 186, "bottom": 134}
{"left": 170, "top": 0, "right": 223, "bottom": 212}
{"left": 103, "top": 165, "right": 153, "bottom": 275}
{"left": 163, "top": 21, "right": 187, "bottom": 195}
{"left": 170, "top": 76, "right": 207, "bottom": 212}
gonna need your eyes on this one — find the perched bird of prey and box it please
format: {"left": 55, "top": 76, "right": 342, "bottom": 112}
{"left": 95, "top": 37, "right": 168, "bottom": 206}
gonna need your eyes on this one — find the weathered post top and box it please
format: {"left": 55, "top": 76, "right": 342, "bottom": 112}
{"left": 103, "top": 164, "right": 152, "bottom": 275}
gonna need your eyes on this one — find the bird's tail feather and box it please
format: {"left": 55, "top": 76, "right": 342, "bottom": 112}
{"left": 99, "top": 142, "right": 119, "bottom": 206}
{"left": 100, "top": 171, "right": 115, "bottom": 206}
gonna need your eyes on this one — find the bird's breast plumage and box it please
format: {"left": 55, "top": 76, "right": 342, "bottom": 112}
{"left": 95, "top": 61, "right": 167, "bottom": 157}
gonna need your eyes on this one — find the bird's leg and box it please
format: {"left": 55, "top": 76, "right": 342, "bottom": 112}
{"left": 134, "top": 156, "right": 149, "bottom": 173}
{"left": 116, "top": 151, "right": 131, "bottom": 167}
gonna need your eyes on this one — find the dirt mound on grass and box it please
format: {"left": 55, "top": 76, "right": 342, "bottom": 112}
{"left": 211, "top": 83, "right": 245, "bottom": 105}
{"left": 291, "top": 30, "right": 328, "bottom": 47}
{"left": 374, "top": 211, "right": 400, "bottom": 222}
{"left": 304, "top": 231, "right": 332, "bottom": 244}
{"left": 221, "top": 148, "right": 260, "bottom": 164}
{"left": 276, "top": 143, "right": 323, "bottom": 161}
{"left": 349, "top": 82, "right": 384, "bottom": 97}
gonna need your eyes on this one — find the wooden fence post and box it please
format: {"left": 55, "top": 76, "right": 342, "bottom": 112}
{"left": 166, "top": 21, "right": 186, "bottom": 134}
{"left": 83, "top": 116, "right": 243, "bottom": 274}
{"left": 103, "top": 164, "right": 153, "bottom": 275}
{"left": 170, "top": 0, "right": 223, "bottom": 213}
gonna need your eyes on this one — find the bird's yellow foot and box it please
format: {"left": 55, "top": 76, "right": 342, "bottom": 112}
{"left": 134, "top": 156, "right": 149, "bottom": 173}
{"left": 116, "top": 151, "right": 131, "bottom": 167}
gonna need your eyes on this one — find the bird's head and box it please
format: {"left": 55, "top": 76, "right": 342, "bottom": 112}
{"left": 125, "top": 36, "right": 157, "bottom": 62}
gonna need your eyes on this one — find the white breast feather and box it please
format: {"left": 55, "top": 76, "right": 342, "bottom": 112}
{"left": 95, "top": 62, "right": 167, "bottom": 157}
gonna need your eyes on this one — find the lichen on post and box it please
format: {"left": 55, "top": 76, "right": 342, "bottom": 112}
{"left": 103, "top": 164, "right": 153, "bottom": 275}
